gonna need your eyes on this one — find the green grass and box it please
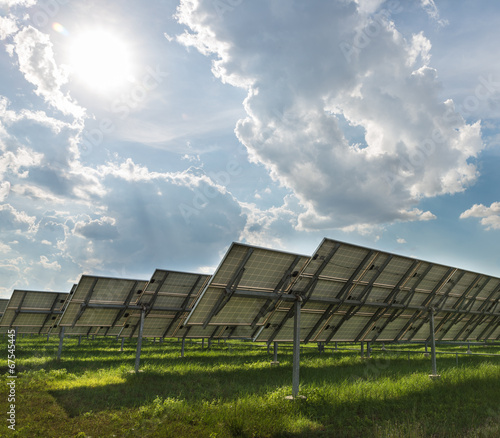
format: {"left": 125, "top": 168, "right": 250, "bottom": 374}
{"left": 1, "top": 335, "right": 500, "bottom": 437}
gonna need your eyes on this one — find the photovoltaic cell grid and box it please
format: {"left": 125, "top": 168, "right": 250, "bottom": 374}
{"left": 185, "top": 243, "right": 310, "bottom": 338}
{"left": 58, "top": 275, "right": 147, "bottom": 335}
{"left": 0, "top": 290, "right": 69, "bottom": 334}
{"left": 187, "top": 239, "right": 500, "bottom": 344}
{"left": 0, "top": 299, "right": 8, "bottom": 318}
{"left": 118, "top": 270, "right": 210, "bottom": 338}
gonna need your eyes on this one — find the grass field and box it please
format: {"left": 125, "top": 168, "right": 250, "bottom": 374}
{"left": 1, "top": 335, "right": 500, "bottom": 437}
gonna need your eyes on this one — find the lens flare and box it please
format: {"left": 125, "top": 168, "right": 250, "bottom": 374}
{"left": 52, "top": 22, "right": 69, "bottom": 36}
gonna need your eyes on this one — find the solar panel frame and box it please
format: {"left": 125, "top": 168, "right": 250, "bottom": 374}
{"left": 58, "top": 275, "right": 147, "bottom": 330}
{"left": 117, "top": 270, "right": 211, "bottom": 338}
{"left": 185, "top": 243, "right": 310, "bottom": 330}
{"left": 0, "top": 290, "right": 69, "bottom": 334}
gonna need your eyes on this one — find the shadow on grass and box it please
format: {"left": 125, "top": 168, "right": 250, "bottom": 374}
{"left": 48, "top": 350, "right": 497, "bottom": 419}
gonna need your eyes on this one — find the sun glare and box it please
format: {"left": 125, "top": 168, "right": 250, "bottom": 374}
{"left": 69, "top": 30, "right": 134, "bottom": 93}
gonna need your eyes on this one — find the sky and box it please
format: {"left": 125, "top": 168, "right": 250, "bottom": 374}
{"left": 0, "top": 0, "right": 500, "bottom": 298}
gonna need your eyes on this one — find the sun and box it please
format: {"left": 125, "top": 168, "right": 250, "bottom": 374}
{"left": 69, "top": 30, "right": 134, "bottom": 93}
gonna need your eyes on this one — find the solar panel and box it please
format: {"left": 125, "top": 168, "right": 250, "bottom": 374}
{"left": 117, "top": 270, "right": 210, "bottom": 338}
{"left": 58, "top": 275, "right": 147, "bottom": 334}
{"left": 0, "top": 299, "right": 8, "bottom": 318}
{"left": 0, "top": 290, "right": 69, "bottom": 334}
{"left": 185, "top": 243, "right": 309, "bottom": 335}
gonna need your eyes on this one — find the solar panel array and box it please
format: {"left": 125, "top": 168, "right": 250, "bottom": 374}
{"left": 0, "top": 290, "right": 69, "bottom": 334}
{"left": 187, "top": 239, "right": 500, "bottom": 344}
{"left": 58, "top": 275, "right": 148, "bottom": 336}
{"left": 1, "top": 238, "right": 499, "bottom": 344}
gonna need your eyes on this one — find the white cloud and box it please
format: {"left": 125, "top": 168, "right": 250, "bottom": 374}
{"left": 0, "top": 203, "right": 37, "bottom": 233}
{"left": 0, "top": 181, "right": 10, "bottom": 201}
{"left": 238, "top": 196, "right": 297, "bottom": 248}
{"left": 397, "top": 237, "right": 407, "bottom": 244}
{"left": 420, "top": 0, "right": 448, "bottom": 26}
{"left": 0, "top": 0, "right": 36, "bottom": 6}
{"left": 0, "top": 15, "right": 18, "bottom": 40}
{"left": 176, "top": 0, "right": 484, "bottom": 232}
{"left": 0, "top": 242, "right": 11, "bottom": 252}
{"left": 460, "top": 202, "right": 500, "bottom": 230}
{"left": 12, "top": 26, "right": 85, "bottom": 118}
{"left": 38, "top": 255, "right": 61, "bottom": 271}
{"left": 73, "top": 216, "right": 119, "bottom": 241}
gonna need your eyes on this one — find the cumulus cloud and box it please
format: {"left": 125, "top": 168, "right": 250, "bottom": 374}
{"left": 38, "top": 255, "right": 61, "bottom": 271}
{"left": 0, "top": 15, "right": 18, "bottom": 40}
{"left": 0, "top": 203, "right": 37, "bottom": 232}
{"left": 11, "top": 26, "right": 85, "bottom": 118}
{"left": 460, "top": 202, "right": 500, "bottom": 230}
{"left": 238, "top": 195, "right": 298, "bottom": 248}
{"left": 176, "top": 0, "right": 483, "bottom": 231}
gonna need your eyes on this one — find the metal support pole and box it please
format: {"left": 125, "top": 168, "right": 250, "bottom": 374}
{"left": 180, "top": 337, "right": 185, "bottom": 358}
{"left": 14, "top": 327, "right": 17, "bottom": 345}
{"left": 78, "top": 335, "right": 82, "bottom": 346}
{"left": 202, "top": 338, "right": 205, "bottom": 349}
{"left": 57, "top": 327, "right": 65, "bottom": 361}
{"left": 121, "top": 337, "right": 125, "bottom": 352}
{"left": 134, "top": 308, "right": 146, "bottom": 373}
{"left": 271, "top": 341, "right": 279, "bottom": 365}
{"left": 286, "top": 297, "right": 304, "bottom": 399}
{"left": 47, "top": 333, "right": 50, "bottom": 342}
{"left": 208, "top": 338, "right": 212, "bottom": 350}
{"left": 360, "top": 341, "right": 364, "bottom": 358}
{"left": 367, "top": 342, "right": 371, "bottom": 359}
{"left": 429, "top": 308, "right": 440, "bottom": 379}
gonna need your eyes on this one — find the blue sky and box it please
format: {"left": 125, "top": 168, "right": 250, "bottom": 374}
{"left": 1, "top": 0, "right": 500, "bottom": 298}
